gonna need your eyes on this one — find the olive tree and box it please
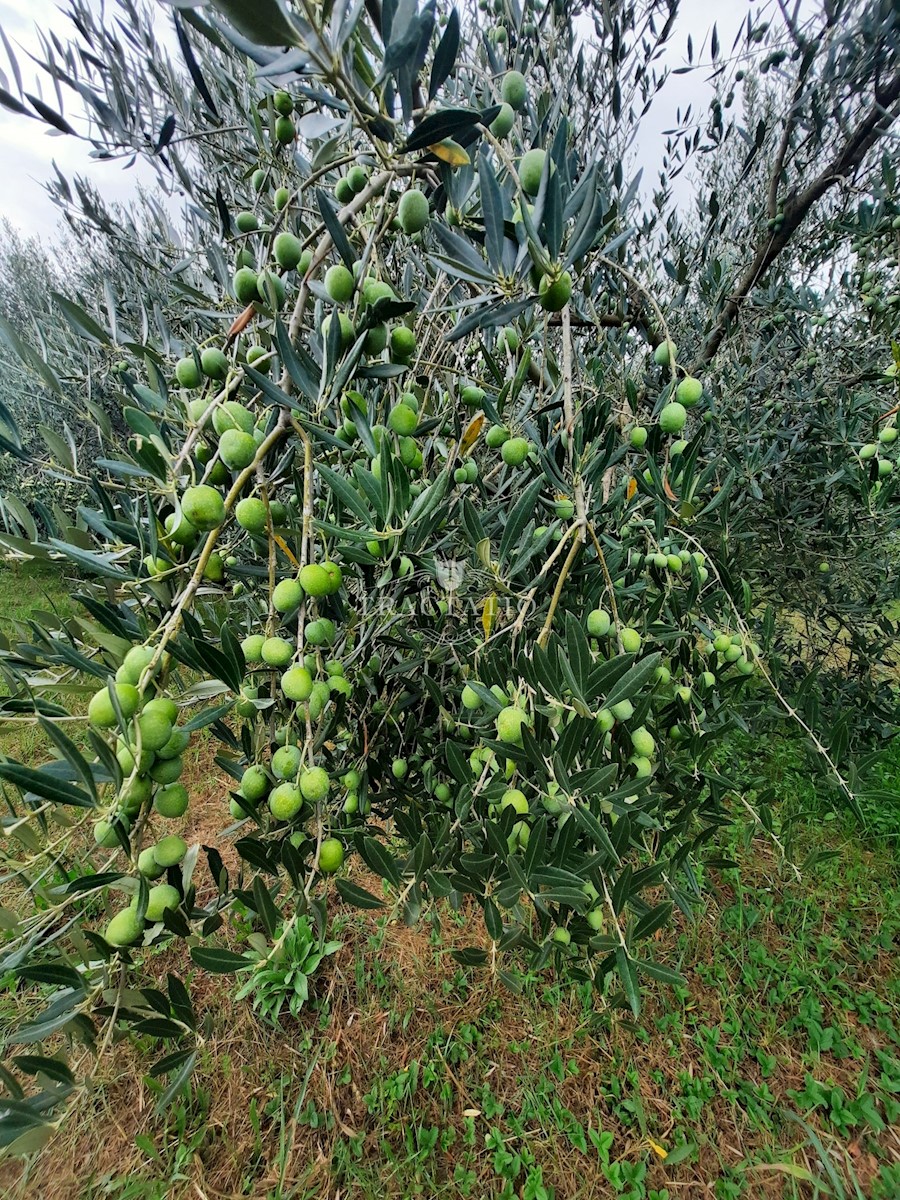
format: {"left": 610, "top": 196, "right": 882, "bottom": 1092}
{"left": 0, "top": 0, "right": 898, "bottom": 1151}
{"left": 653, "top": 5, "right": 900, "bottom": 764}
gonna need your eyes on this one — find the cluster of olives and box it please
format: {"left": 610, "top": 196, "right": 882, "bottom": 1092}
{"left": 706, "top": 631, "right": 759, "bottom": 680}
{"left": 494, "top": 72, "right": 578, "bottom": 314}
{"left": 627, "top": 363, "right": 704, "bottom": 450}
{"left": 237, "top": 558, "right": 348, "bottom": 706}
{"left": 458, "top": 685, "right": 535, "bottom": 852}
{"left": 318, "top": 266, "right": 418, "bottom": 360}
{"left": 858, "top": 264, "right": 900, "bottom": 315}
{"left": 143, "top": 393, "right": 289, "bottom": 583}
{"left": 642, "top": 545, "right": 710, "bottom": 585}
{"left": 100, "top": 41, "right": 756, "bottom": 964}
{"left": 86, "top": 648, "right": 195, "bottom": 946}
{"left": 583, "top": 610, "right": 742, "bottom": 739}
{"left": 333, "top": 380, "right": 534, "bottom": 522}
{"left": 456, "top": 632, "right": 717, "bottom": 918}
{"left": 857, "top": 422, "right": 898, "bottom": 478}
{"left": 187, "top": 99, "right": 437, "bottom": 390}
{"left": 227, "top": 553, "right": 359, "bottom": 855}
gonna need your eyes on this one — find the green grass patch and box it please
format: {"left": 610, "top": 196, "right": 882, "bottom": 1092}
{"left": 0, "top": 559, "right": 79, "bottom": 634}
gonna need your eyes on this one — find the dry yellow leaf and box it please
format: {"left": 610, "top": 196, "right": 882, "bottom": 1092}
{"left": 482, "top": 592, "right": 497, "bottom": 639}
{"left": 429, "top": 138, "right": 471, "bottom": 166}
{"left": 460, "top": 413, "right": 485, "bottom": 456}
{"left": 272, "top": 533, "right": 299, "bottom": 567}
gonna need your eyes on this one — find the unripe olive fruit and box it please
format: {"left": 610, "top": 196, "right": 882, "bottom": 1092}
{"left": 138, "top": 847, "right": 164, "bottom": 879}
{"left": 501, "top": 437, "right": 530, "bottom": 466}
{"left": 653, "top": 339, "right": 677, "bottom": 366}
{"left": 235, "top": 497, "right": 268, "bottom": 533}
{"left": 496, "top": 705, "right": 528, "bottom": 743}
{"left": 364, "top": 323, "right": 388, "bottom": 355}
{"left": 239, "top": 766, "right": 269, "bottom": 804}
{"left": 318, "top": 837, "right": 344, "bottom": 873}
{"left": 234, "top": 267, "right": 260, "bottom": 305}
{"left": 281, "top": 666, "right": 313, "bottom": 702}
{"left": 88, "top": 683, "right": 140, "bottom": 728}
{"left": 335, "top": 176, "right": 354, "bottom": 204}
{"left": 256, "top": 271, "right": 286, "bottom": 309}
{"left": 272, "top": 578, "right": 303, "bottom": 612}
{"left": 501, "top": 70, "right": 527, "bottom": 110}
{"left": 586, "top": 609, "right": 611, "bottom": 638}
{"left": 235, "top": 211, "right": 258, "bottom": 234}
{"left": 181, "top": 484, "right": 225, "bottom": 531}
{"left": 538, "top": 270, "right": 572, "bottom": 312}
{"left": 300, "top": 766, "right": 330, "bottom": 802}
{"left": 490, "top": 102, "right": 515, "bottom": 138}
{"left": 341, "top": 165, "right": 367, "bottom": 198}
{"left": 388, "top": 404, "right": 417, "bottom": 436}
{"left": 154, "top": 782, "right": 189, "bottom": 818}
{"left": 390, "top": 325, "right": 416, "bottom": 361}
{"left": 398, "top": 188, "right": 430, "bottom": 235}
{"left": 501, "top": 788, "right": 528, "bottom": 814}
{"left": 154, "top": 834, "right": 187, "bottom": 867}
{"left": 219, "top": 429, "right": 256, "bottom": 470}
{"left": 275, "top": 115, "right": 295, "bottom": 144}
{"left": 519, "top": 148, "right": 547, "bottom": 198}
{"left": 676, "top": 376, "right": 703, "bottom": 406}
{"left": 325, "top": 263, "right": 355, "bottom": 304}
{"left": 269, "top": 783, "right": 303, "bottom": 820}
{"left": 261, "top": 637, "right": 294, "bottom": 667}
{"left": 105, "top": 907, "right": 143, "bottom": 947}
{"left": 620, "top": 627, "right": 642, "bottom": 653}
{"left": 322, "top": 312, "right": 355, "bottom": 348}
{"left": 659, "top": 402, "right": 687, "bottom": 435}
{"left": 630, "top": 726, "right": 655, "bottom": 758}
{"left": 274, "top": 231, "right": 304, "bottom": 270}
{"left": 175, "top": 355, "right": 201, "bottom": 389}
{"left": 213, "top": 401, "right": 254, "bottom": 436}
{"left": 145, "top": 883, "right": 180, "bottom": 923}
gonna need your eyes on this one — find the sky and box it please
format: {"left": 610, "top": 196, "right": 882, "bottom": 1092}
{"left": 0, "top": 0, "right": 759, "bottom": 241}
{"left": 0, "top": 0, "right": 164, "bottom": 237}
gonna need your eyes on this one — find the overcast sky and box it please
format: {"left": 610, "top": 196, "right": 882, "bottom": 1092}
{"left": 0, "top": 0, "right": 164, "bottom": 237}
{"left": 0, "top": 0, "right": 757, "bottom": 241}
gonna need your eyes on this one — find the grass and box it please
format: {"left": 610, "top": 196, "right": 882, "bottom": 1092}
{"left": 1, "top": 563, "right": 899, "bottom": 1198}
{"left": 0, "top": 558, "right": 79, "bottom": 635}
{"left": 0, "top": 558, "right": 85, "bottom": 762}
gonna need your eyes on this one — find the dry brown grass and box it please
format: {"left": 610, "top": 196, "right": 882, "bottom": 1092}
{"left": 3, "top": 829, "right": 898, "bottom": 1200}
{"left": 2, "top": 717, "right": 899, "bottom": 1200}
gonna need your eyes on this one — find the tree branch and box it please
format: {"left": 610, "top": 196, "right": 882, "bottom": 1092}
{"left": 767, "top": 72, "right": 808, "bottom": 220}
{"left": 695, "top": 68, "right": 900, "bottom": 369}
